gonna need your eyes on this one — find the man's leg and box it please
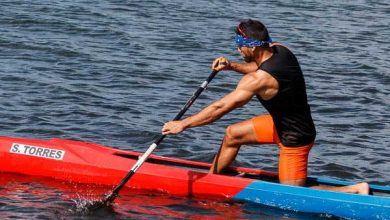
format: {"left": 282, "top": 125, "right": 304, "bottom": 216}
{"left": 209, "top": 115, "right": 369, "bottom": 195}
{"left": 209, "top": 118, "right": 259, "bottom": 174}
{"left": 278, "top": 144, "right": 312, "bottom": 186}
{"left": 278, "top": 144, "right": 369, "bottom": 195}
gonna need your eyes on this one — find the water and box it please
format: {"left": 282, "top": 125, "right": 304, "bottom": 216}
{"left": 0, "top": 0, "right": 389, "bottom": 219}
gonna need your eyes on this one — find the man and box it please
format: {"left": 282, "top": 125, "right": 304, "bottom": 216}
{"left": 162, "top": 19, "right": 368, "bottom": 194}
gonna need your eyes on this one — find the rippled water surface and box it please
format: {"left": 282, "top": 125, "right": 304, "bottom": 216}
{"left": 0, "top": 0, "right": 389, "bottom": 219}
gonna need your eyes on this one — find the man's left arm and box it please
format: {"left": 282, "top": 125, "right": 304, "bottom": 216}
{"left": 162, "top": 74, "right": 263, "bottom": 135}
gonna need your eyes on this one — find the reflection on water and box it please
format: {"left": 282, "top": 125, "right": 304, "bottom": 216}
{"left": 0, "top": 174, "right": 338, "bottom": 219}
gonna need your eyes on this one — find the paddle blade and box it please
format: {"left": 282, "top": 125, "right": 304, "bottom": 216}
{"left": 74, "top": 191, "right": 117, "bottom": 212}
{"left": 103, "top": 192, "right": 118, "bottom": 204}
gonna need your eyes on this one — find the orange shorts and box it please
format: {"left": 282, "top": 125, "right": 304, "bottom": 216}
{"left": 251, "top": 115, "right": 313, "bottom": 182}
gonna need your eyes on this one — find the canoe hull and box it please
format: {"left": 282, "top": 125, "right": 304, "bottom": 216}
{"left": 0, "top": 136, "right": 389, "bottom": 220}
{"left": 1, "top": 137, "right": 252, "bottom": 198}
{"left": 235, "top": 181, "right": 390, "bottom": 220}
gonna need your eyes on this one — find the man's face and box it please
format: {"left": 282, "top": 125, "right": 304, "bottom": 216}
{"left": 237, "top": 46, "right": 253, "bottom": 63}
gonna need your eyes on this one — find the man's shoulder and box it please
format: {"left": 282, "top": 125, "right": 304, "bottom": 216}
{"left": 253, "top": 69, "right": 275, "bottom": 80}
{"left": 238, "top": 70, "right": 274, "bottom": 89}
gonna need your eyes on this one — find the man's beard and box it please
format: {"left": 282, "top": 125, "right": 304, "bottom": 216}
{"left": 243, "top": 55, "right": 253, "bottom": 63}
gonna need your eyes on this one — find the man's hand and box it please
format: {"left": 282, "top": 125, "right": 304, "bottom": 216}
{"left": 212, "top": 57, "right": 231, "bottom": 71}
{"left": 162, "top": 120, "right": 186, "bottom": 135}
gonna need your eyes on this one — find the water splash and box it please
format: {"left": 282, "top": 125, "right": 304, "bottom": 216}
{"left": 70, "top": 192, "right": 112, "bottom": 214}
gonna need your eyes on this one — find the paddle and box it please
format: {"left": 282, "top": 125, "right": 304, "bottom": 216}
{"left": 102, "top": 70, "right": 219, "bottom": 205}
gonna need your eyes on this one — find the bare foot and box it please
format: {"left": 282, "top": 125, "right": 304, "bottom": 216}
{"left": 353, "top": 182, "right": 369, "bottom": 195}
{"left": 311, "top": 182, "right": 370, "bottom": 195}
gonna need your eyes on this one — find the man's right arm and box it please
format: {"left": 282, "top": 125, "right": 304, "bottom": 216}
{"left": 212, "top": 57, "right": 258, "bottom": 74}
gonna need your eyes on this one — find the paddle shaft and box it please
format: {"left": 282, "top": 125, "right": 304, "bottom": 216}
{"left": 105, "top": 70, "right": 219, "bottom": 202}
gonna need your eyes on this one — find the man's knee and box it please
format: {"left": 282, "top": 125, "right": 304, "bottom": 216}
{"left": 224, "top": 125, "right": 240, "bottom": 147}
{"left": 280, "top": 178, "right": 306, "bottom": 187}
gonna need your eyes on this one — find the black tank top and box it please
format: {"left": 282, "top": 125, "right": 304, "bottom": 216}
{"left": 257, "top": 45, "right": 316, "bottom": 147}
